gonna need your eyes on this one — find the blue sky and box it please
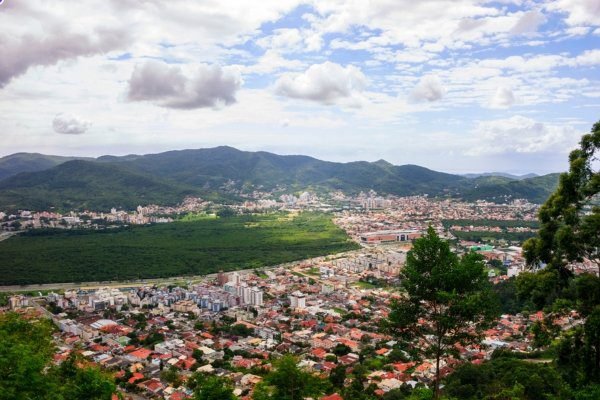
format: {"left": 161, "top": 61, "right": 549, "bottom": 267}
{"left": 0, "top": 0, "right": 599, "bottom": 174}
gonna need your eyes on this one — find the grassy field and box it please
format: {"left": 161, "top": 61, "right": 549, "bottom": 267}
{"left": 0, "top": 212, "right": 359, "bottom": 285}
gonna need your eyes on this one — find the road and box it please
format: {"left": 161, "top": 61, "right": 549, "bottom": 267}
{"left": 0, "top": 232, "right": 16, "bottom": 242}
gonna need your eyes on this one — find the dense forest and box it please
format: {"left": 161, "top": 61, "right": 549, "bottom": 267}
{"left": 0, "top": 212, "right": 358, "bottom": 285}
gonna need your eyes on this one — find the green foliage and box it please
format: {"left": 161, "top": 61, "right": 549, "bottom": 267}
{"left": 385, "top": 227, "right": 498, "bottom": 397}
{"left": 492, "top": 278, "right": 531, "bottom": 314}
{"left": 227, "top": 324, "right": 254, "bottom": 337}
{"left": 329, "top": 364, "right": 346, "bottom": 389}
{"left": 0, "top": 212, "right": 358, "bottom": 285}
{"left": 190, "top": 374, "right": 237, "bottom": 400}
{"left": 0, "top": 313, "right": 57, "bottom": 399}
{"left": 252, "top": 355, "right": 330, "bottom": 400}
{"left": 161, "top": 366, "right": 182, "bottom": 388}
{"left": 530, "top": 320, "right": 552, "bottom": 348}
{"left": 443, "top": 219, "right": 540, "bottom": 243}
{"left": 451, "top": 230, "right": 536, "bottom": 243}
{"left": 514, "top": 271, "right": 600, "bottom": 315}
{"left": 217, "top": 207, "right": 236, "bottom": 218}
{"left": 524, "top": 120, "right": 600, "bottom": 280}
{"left": 332, "top": 343, "right": 352, "bottom": 356}
{"left": 573, "top": 274, "right": 600, "bottom": 316}
{"left": 515, "top": 270, "right": 562, "bottom": 310}
{"left": 444, "top": 357, "right": 567, "bottom": 400}
{"left": 0, "top": 313, "right": 115, "bottom": 400}
{"left": 54, "top": 354, "right": 116, "bottom": 400}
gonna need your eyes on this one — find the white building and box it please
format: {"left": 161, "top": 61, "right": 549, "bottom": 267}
{"left": 289, "top": 291, "right": 306, "bottom": 309}
{"left": 250, "top": 287, "right": 263, "bottom": 306}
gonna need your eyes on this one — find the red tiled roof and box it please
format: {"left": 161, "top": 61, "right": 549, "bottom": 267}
{"left": 321, "top": 394, "right": 343, "bottom": 400}
{"left": 129, "top": 348, "right": 152, "bottom": 360}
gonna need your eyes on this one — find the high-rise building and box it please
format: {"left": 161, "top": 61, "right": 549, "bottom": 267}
{"left": 250, "top": 287, "right": 263, "bottom": 306}
{"left": 289, "top": 291, "right": 306, "bottom": 309}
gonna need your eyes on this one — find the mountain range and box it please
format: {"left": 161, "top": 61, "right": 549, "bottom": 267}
{"left": 0, "top": 147, "right": 561, "bottom": 212}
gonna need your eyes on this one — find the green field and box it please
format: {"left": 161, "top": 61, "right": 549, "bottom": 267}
{"left": 0, "top": 212, "right": 359, "bottom": 285}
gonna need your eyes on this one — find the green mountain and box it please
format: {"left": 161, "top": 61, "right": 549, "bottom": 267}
{"left": 462, "top": 172, "right": 538, "bottom": 180}
{"left": 0, "top": 153, "right": 91, "bottom": 181}
{"left": 109, "top": 146, "right": 465, "bottom": 195}
{"left": 0, "top": 147, "right": 561, "bottom": 211}
{"left": 460, "top": 173, "right": 561, "bottom": 203}
{"left": 0, "top": 160, "right": 200, "bottom": 211}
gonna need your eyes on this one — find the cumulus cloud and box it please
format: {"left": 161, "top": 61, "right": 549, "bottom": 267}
{"left": 0, "top": 27, "right": 126, "bottom": 88}
{"left": 274, "top": 62, "right": 367, "bottom": 105}
{"left": 547, "top": 0, "right": 600, "bottom": 26}
{"left": 466, "top": 116, "right": 580, "bottom": 156}
{"left": 127, "top": 61, "right": 242, "bottom": 109}
{"left": 0, "top": 2, "right": 128, "bottom": 88}
{"left": 52, "top": 114, "right": 91, "bottom": 135}
{"left": 489, "top": 86, "right": 516, "bottom": 109}
{"left": 510, "top": 10, "right": 547, "bottom": 34}
{"left": 410, "top": 75, "right": 445, "bottom": 102}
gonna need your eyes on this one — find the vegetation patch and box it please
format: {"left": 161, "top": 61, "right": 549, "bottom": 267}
{"left": 0, "top": 212, "right": 358, "bottom": 285}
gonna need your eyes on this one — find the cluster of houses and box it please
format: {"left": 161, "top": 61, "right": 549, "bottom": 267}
{"left": 6, "top": 250, "right": 588, "bottom": 400}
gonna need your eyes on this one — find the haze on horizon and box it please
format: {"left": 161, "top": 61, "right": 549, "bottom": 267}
{"left": 1, "top": 0, "right": 599, "bottom": 175}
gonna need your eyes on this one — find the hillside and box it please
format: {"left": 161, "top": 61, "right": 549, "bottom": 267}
{"left": 0, "top": 147, "right": 561, "bottom": 210}
{"left": 0, "top": 160, "right": 200, "bottom": 211}
{"left": 462, "top": 172, "right": 538, "bottom": 180}
{"left": 460, "top": 173, "right": 561, "bottom": 203}
{"left": 106, "top": 146, "right": 465, "bottom": 195}
{"left": 0, "top": 153, "right": 90, "bottom": 181}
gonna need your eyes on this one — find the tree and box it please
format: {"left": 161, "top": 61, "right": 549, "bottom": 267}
{"left": 385, "top": 227, "right": 497, "bottom": 399}
{"left": 191, "top": 374, "right": 237, "bottom": 400}
{"left": 524, "top": 121, "right": 600, "bottom": 282}
{"left": 0, "top": 313, "right": 115, "bottom": 400}
{"left": 583, "top": 306, "right": 600, "bottom": 383}
{"left": 444, "top": 356, "right": 567, "bottom": 400}
{"left": 161, "top": 365, "right": 182, "bottom": 388}
{"left": 0, "top": 313, "right": 57, "bottom": 399}
{"left": 252, "top": 355, "right": 329, "bottom": 400}
{"left": 329, "top": 364, "right": 346, "bottom": 389}
{"left": 54, "top": 353, "right": 116, "bottom": 400}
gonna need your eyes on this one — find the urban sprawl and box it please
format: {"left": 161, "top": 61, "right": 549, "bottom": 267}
{"left": 2, "top": 191, "right": 598, "bottom": 399}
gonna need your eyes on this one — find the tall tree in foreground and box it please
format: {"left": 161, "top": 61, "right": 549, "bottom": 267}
{"left": 0, "top": 312, "right": 116, "bottom": 400}
{"left": 523, "top": 121, "right": 600, "bottom": 282}
{"left": 385, "top": 227, "right": 497, "bottom": 399}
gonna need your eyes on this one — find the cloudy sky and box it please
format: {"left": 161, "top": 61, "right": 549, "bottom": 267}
{"left": 1, "top": 0, "right": 599, "bottom": 174}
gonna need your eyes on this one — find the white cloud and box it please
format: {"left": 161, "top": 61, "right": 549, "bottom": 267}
{"left": 489, "top": 86, "right": 516, "bottom": 109}
{"left": 0, "top": 2, "right": 128, "bottom": 88}
{"left": 52, "top": 114, "right": 91, "bottom": 135}
{"left": 466, "top": 116, "right": 580, "bottom": 156}
{"left": 256, "top": 28, "right": 304, "bottom": 52}
{"left": 510, "top": 10, "right": 547, "bottom": 34}
{"left": 274, "top": 62, "right": 367, "bottom": 105}
{"left": 547, "top": 0, "right": 600, "bottom": 27}
{"left": 410, "top": 75, "right": 445, "bottom": 102}
{"left": 0, "top": 0, "right": 303, "bottom": 87}
{"left": 127, "top": 61, "right": 242, "bottom": 109}
{"left": 241, "top": 50, "right": 304, "bottom": 74}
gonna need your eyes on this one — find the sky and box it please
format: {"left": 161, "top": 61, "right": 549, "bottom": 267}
{"left": 1, "top": 0, "right": 599, "bottom": 175}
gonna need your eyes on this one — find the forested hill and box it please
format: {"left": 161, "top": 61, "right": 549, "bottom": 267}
{"left": 0, "top": 160, "right": 201, "bottom": 211}
{"left": 0, "top": 147, "right": 560, "bottom": 211}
